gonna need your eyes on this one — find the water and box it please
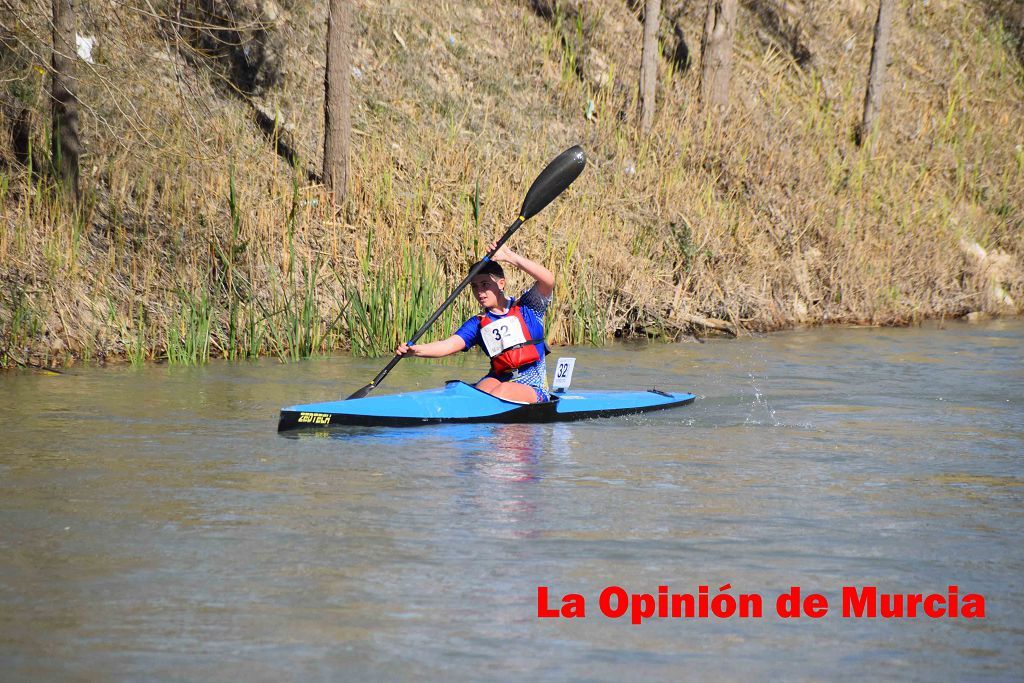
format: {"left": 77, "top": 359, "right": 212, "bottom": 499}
{"left": 1, "top": 320, "right": 1022, "bottom": 680}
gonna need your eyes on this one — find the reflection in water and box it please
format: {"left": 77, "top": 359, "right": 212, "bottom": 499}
{"left": 451, "top": 423, "right": 550, "bottom": 539}
{"left": 305, "top": 422, "right": 556, "bottom": 536}
{"left": 455, "top": 422, "right": 545, "bottom": 483}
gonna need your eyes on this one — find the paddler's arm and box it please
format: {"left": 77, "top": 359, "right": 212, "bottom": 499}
{"left": 395, "top": 335, "right": 466, "bottom": 358}
{"left": 490, "top": 243, "right": 555, "bottom": 298}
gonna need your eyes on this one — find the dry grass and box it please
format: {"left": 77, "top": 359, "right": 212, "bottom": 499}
{"left": 1, "top": 0, "right": 1022, "bottom": 368}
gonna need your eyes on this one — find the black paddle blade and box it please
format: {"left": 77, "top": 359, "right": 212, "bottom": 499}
{"left": 519, "top": 145, "right": 586, "bottom": 220}
{"left": 347, "top": 383, "right": 374, "bottom": 400}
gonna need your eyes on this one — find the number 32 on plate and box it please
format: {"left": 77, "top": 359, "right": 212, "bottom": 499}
{"left": 552, "top": 357, "right": 575, "bottom": 391}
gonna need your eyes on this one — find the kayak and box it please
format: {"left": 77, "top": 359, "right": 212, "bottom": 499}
{"left": 278, "top": 380, "right": 696, "bottom": 431}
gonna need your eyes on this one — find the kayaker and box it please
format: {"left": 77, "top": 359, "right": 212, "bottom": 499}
{"left": 394, "top": 242, "right": 553, "bottom": 403}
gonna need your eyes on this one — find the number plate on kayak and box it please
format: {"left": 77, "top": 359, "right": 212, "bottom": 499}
{"left": 552, "top": 357, "right": 575, "bottom": 391}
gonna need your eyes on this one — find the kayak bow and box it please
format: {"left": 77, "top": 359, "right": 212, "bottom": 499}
{"left": 278, "top": 380, "right": 695, "bottom": 431}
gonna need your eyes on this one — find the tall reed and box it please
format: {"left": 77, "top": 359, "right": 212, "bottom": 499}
{"left": 165, "top": 291, "right": 213, "bottom": 365}
{"left": 345, "top": 231, "right": 475, "bottom": 356}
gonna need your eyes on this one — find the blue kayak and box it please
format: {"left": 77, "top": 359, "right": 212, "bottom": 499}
{"left": 278, "top": 380, "right": 696, "bottom": 431}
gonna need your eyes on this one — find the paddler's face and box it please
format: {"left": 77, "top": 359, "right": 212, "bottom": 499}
{"left": 471, "top": 274, "right": 505, "bottom": 309}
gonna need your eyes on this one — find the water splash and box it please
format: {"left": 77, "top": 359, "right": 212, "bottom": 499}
{"left": 745, "top": 372, "right": 779, "bottom": 426}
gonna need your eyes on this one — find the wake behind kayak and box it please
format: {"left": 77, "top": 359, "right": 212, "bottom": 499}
{"left": 278, "top": 380, "right": 695, "bottom": 431}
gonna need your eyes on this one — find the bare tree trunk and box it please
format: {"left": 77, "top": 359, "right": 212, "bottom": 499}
{"left": 699, "top": 0, "right": 737, "bottom": 116}
{"left": 323, "top": 0, "right": 351, "bottom": 204}
{"left": 857, "top": 0, "right": 895, "bottom": 150}
{"left": 51, "top": 0, "right": 81, "bottom": 200}
{"left": 2, "top": 95, "right": 43, "bottom": 175}
{"left": 639, "top": 0, "right": 661, "bottom": 135}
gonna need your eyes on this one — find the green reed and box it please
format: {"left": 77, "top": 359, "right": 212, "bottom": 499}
{"left": 124, "top": 302, "right": 148, "bottom": 366}
{"left": 567, "top": 284, "right": 606, "bottom": 347}
{"left": 283, "top": 258, "right": 327, "bottom": 359}
{"left": 257, "top": 255, "right": 341, "bottom": 361}
{"left": 0, "top": 286, "right": 41, "bottom": 368}
{"left": 165, "top": 291, "right": 213, "bottom": 365}
{"left": 242, "top": 301, "right": 268, "bottom": 360}
{"left": 223, "top": 167, "right": 243, "bottom": 359}
{"left": 345, "top": 234, "right": 474, "bottom": 357}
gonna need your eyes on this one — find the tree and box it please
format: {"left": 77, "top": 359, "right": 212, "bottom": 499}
{"left": 323, "top": 0, "right": 351, "bottom": 203}
{"left": 51, "top": 0, "right": 81, "bottom": 200}
{"left": 857, "top": 0, "right": 895, "bottom": 150}
{"left": 699, "top": 0, "right": 737, "bottom": 116}
{"left": 639, "top": 0, "right": 661, "bottom": 135}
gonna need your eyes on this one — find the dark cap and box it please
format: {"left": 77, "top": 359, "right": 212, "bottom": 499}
{"left": 468, "top": 259, "right": 505, "bottom": 279}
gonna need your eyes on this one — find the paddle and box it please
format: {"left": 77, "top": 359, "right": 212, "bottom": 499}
{"left": 347, "top": 144, "right": 587, "bottom": 400}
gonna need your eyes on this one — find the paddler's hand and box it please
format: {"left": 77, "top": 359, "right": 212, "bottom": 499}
{"left": 487, "top": 239, "right": 554, "bottom": 297}
{"left": 395, "top": 342, "right": 416, "bottom": 357}
{"left": 488, "top": 241, "right": 519, "bottom": 265}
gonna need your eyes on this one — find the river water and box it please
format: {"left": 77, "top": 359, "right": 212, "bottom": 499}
{"left": 1, "top": 320, "right": 1021, "bottom": 680}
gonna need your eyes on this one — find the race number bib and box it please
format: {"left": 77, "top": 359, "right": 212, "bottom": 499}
{"left": 482, "top": 317, "right": 528, "bottom": 357}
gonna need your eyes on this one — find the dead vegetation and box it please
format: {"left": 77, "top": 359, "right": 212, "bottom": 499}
{"left": 1, "top": 0, "right": 1022, "bottom": 368}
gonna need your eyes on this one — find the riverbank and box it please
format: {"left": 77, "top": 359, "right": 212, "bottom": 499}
{"left": 2, "top": 0, "right": 1022, "bottom": 368}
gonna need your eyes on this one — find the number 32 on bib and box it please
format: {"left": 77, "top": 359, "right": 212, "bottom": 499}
{"left": 478, "top": 309, "right": 545, "bottom": 375}
{"left": 481, "top": 318, "right": 529, "bottom": 357}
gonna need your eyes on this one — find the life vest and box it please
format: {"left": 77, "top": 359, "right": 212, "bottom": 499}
{"left": 478, "top": 304, "right": 546, "bottom": 375}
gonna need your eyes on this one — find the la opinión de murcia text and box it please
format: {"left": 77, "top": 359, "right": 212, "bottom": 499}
{"left": 537, "top": 585, "right": 985, "bottom": 624}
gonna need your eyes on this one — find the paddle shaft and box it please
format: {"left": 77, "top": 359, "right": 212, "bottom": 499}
{"left": 351, "top": 216, "right": 524, "bottom": 397}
